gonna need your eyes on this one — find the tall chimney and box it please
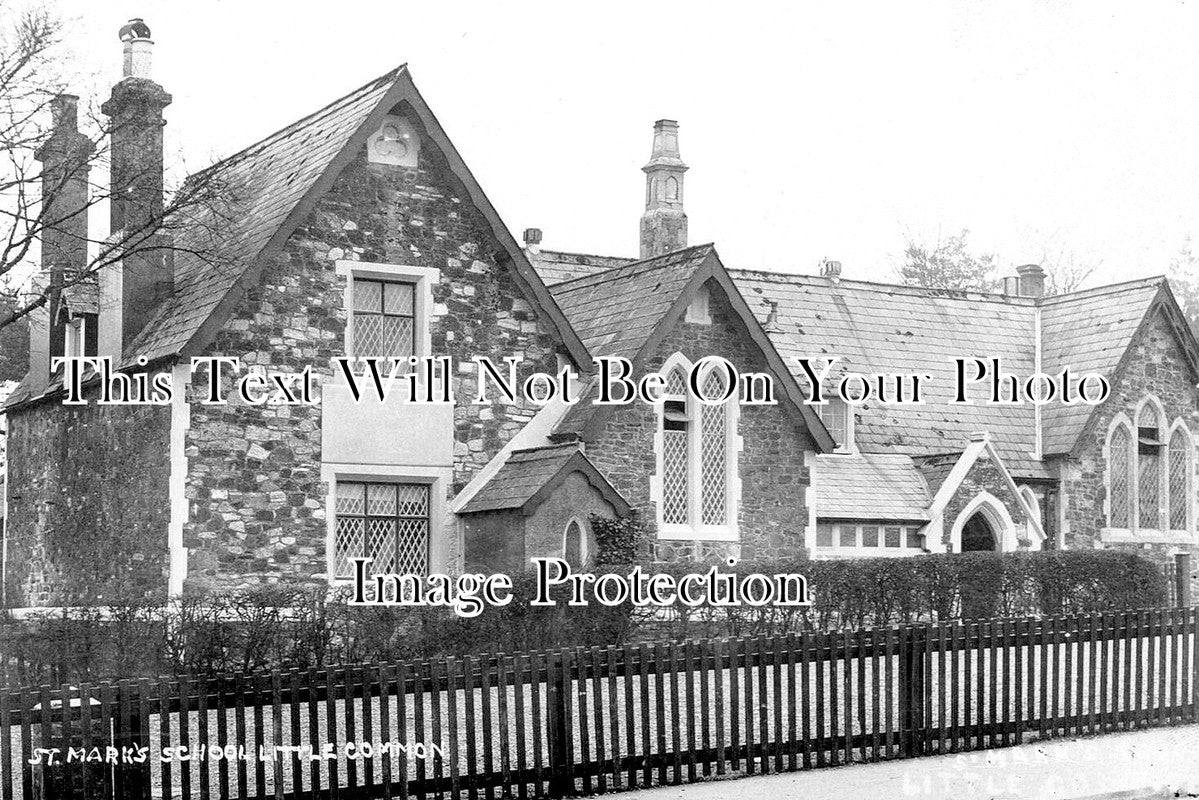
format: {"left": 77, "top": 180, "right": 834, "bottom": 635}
{"left": 639, "top": 119, "right": 688, "bottom": 259}
{"left": 101, "top": 18, "right": 173, "bottom": 349}
{"left": 31, "top": 94, "right": 94, "bottom": 389}
{"left": 1017, "top": 264, "right": 1045, "bottom": 298}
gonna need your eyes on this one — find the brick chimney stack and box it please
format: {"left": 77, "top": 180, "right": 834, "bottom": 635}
{"left": 30, "top": 94, "right": 94, "bottom": 389}
{"left": 101, "top": 18, "right": 174, "bottom": 348}
{"left": 639, "top": 119, "right": 688, "bottom": 259}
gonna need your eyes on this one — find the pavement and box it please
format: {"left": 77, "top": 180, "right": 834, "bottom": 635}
{"left": 624, "top": 725, "right": 1199, "bottom": 799}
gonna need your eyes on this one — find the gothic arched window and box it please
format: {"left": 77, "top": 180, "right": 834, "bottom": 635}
{"left": 1108, "top": 422, "right": 1131, "bottom": 528}
{"left": 1168, "top": 425, "right": 1191, "bottom": 531}
{"left": 1137, "top": 404, "right": 1163, "bottom": 529}
{"left": 1105, "top": 397, "right": 1194, "bottom": 535}
{"left": 655, "top": 355, "right": 739, "bottom": 538}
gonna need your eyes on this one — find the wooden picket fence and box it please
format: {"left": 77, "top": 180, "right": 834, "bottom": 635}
{"left": 1, "top": 606, "right": 1196, "bottom": 799}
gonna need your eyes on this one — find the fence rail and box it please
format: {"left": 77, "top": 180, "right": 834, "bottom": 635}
{"left": 1, "top": 606, "right": 1196, "bottom": 799}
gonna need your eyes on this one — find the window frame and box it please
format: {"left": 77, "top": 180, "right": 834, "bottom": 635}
{"left": 1103, "top": 396, "right": 1196, "bottom": 543}
{"left": 814, "top": 521, "right": 927, "bottom": 558}
{"left": 322, "top": 463, "right": 449, "bottom": 582}
{"left": 336, "top": 260, "right": 439, "bottom": 363}
{"left": 816, "top": 396, "right": 855, "bottom": 454}
{"left": 332, "top": 480, "right": 431, "bottom": 580}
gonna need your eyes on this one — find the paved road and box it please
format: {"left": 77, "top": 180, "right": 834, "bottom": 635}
{"left": 621, "top": 724, "right": 1199, "bottom": 799}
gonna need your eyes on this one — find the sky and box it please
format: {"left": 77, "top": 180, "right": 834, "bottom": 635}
{"left": 43, "top": 1, "right": 1199, "bottom": 287}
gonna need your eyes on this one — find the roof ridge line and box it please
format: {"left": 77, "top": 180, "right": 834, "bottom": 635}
{"left": 1038, "top": 275, "right": 1166, "bottom": 304}
{"left": 551, "top": 243, "right": 716, "bottom": 291}
{"left": 729, "top": 267, "right": 1040, "bottom": 302}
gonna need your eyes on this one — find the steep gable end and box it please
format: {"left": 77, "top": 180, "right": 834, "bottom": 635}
{"left": 123, "top": 67, "right": 589, "bottom": 371}
{"left": 550, "top": 245, "right": 834, "bottom": 450}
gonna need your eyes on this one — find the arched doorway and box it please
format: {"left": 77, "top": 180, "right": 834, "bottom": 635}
{"left": 949, "top": 491, "right": 1016, "bottom": 552}
{"left": 960, "top": 511, "right": 997, "bottom": 551}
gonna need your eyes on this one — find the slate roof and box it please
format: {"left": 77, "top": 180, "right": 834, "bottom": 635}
{"left": 813, "top": 453, "right": 932, "bottom": 521}
{"left": 457, "top": 444, "right": 628, "bottom": 514}
{"left": 8, "top": 65, "right": 593, "bottom": 410}
{"left": 729, "top": 270, "right": 1046, "bottom": 475}
{"left": 126, "top": 68, "right": 406, "bottom": 367}
{"left": 1039, "top": 277, "right": 1164, "bottom": 454}
{"left": 550, "top": 244, "right": 715, "bottom": 363}
{"left": 529, "top": 249, "right": 636, "bottom": 286}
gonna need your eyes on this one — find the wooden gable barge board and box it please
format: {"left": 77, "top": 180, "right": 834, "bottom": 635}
{"left": 177, "top": 67, "right": 592, "bottom": 372}
{"left": 576, "top": 247, "right": 837, "bottom": 453}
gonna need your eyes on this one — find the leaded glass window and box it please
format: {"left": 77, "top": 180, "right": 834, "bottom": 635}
{"left": 1137, "top": 406, "right": 1162, "bottom": 529}
{"left": 657, "top": 358, "right": 735, "bottom": 533}
{"left": 1169, "top": 427, "right": 1190, "bottom": 531}
{"left": 700, "top": 369, "right": 728, "bottom": 525}
{"left": 334, "top": 481, "right": 429, "bottom": 578}
{"left": 661, "top": 367, "right": 690, "bottom": 526}
{"left": 1109, "top": 424, "right": 1131, "bottom": 528}
{"left": 352, "top": 278, "right": 415, "bottom": 364}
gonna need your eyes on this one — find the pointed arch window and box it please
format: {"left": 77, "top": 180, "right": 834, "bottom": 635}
{"left": 1168, "top": 425, "right": 1191, "bottom": 531}
{"left": 1137, "top": 405, "right": 1163, "bottom": 529}
{"left": 654, "top": 355, "right": 740, "bottom": 540}
{"left": 1108, "top": 423, "right": 1131, "bottom": 528}
{"left": 1105, "top": 397, "right": 1194, "bottom": 536}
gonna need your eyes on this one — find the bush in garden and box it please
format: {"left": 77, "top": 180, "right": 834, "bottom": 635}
{"left": 0, "top": 547, "right": 1170, "bottom": 686}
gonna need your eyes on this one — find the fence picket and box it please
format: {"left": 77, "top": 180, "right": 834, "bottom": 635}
{"left": 446, "top": 658, "right": 462, "bottom": 800}
{"left": 728, "top": 637, "right": 741, "bottom": 772}
{"left": 699, "top": 640, "right": 712, "bottom": 778}
{"left": 481, "top": 652, "right": 496, "bottom": 797}
{"left": 1, "top": 607, "right": 1195, "bottom": 800}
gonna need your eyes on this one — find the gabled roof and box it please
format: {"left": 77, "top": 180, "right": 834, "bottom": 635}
{"left": 457, "top": 443, "right": 630, "bottom": 515}
{"left": 547, "top": 245, "right": 835, "bottom": 450}
{"left": 813, "top": 452, "right": 931, "bottom": 521}
{"left": 122, "top": 66, "right": 591, "bottom": 372}
{"left": 1039, "top": 277, "right": 1187, "bottom": 455}
{"left": 552, "top": 245, "right": 716, "bottom": 363}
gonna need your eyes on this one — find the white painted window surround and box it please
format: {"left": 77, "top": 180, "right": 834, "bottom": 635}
{"left": 816, "top": 397, "right": 855, "bottom": 453}
{"left": 1103, "top": 394, "right": 1195, "bottom": 544}
{"left": 650, "top": 352, "right": 742, "bottom": 542}
{"left": 335, "top": 261, "right": 439, "bottom": 362}
{"left": 321, "top": 463, "right": 451, "bottom": 582}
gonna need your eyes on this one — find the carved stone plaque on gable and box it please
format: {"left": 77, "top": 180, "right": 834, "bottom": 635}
{"left": 368, "top": 114, "right": 420, "bottom": 167}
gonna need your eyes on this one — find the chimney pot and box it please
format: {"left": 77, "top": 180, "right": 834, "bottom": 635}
{"left": 119, "top": 19, "right": 154, "bottom": 79}
{"left": 523, "top": 228, "right": 542, "bottom": 246}
{"left": 1016, "top": 263, "right": 1045, "bottom": 298}
{"left": 821, "top": 259, "right": 842, "bottom": 281}
{"left": 49, "top": 94, "right": 79, "bottom": 132}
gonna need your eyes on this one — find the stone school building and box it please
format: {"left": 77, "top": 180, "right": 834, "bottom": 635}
{"left": 3, "top": 21, "right": 1199, "bottom": 608}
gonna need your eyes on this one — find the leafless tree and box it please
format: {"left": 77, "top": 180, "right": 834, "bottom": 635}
{"left": 895, "top": 228, "right": 999, "bottom": 290}
{"left": 0, "top": 4, "right": 236, "bottom": 336}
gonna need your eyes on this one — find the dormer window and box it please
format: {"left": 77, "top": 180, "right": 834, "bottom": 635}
{"left": 818, "top": 396, "right": 854, "bottom": 453}
{"left": 64, "top": 318, "right": 86, "bottom": 359}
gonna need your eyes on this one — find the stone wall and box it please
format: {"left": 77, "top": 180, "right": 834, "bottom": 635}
{"left": 1061, "top": 310, "right": 1199, "bottom": 575}
{"left": 525, "top": 471, "right": 618, "bottom": 564}
{"left": 939, "top": 454, "right": 1029, "bottom": 550}
{"left": 182, "top": 108, "right": 563, "bottom": 592}
{"left": 585, "top": 281, "right": 816, "bottom": 563}
{"left": 4, "top": 396, "right": 170, "bottom": 606}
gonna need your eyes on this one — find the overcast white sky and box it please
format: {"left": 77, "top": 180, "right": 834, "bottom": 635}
{"left": 48, "top": 1, "right": 1199, "bottom": 286}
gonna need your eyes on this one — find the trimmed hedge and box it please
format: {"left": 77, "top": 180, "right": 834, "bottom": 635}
{"left": 0, "top": 549, "right": 1168, "bottom": 685}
